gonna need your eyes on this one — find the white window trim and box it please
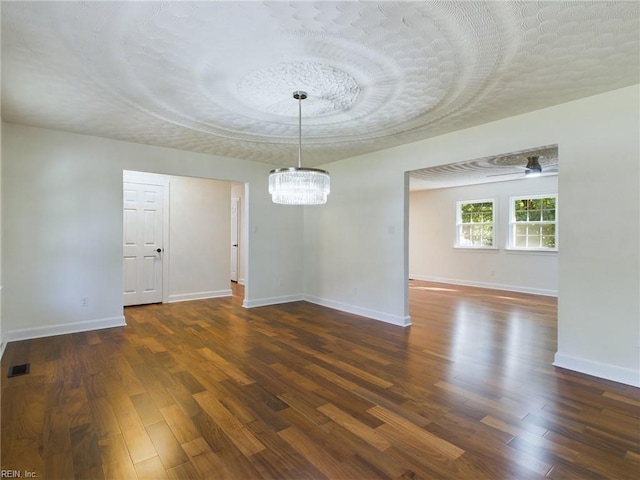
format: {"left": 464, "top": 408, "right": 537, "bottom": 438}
{"left": 508, "top": 194, "right": 558, "bottom": 252}
{"left": 455, "top": 198, "right": 498, "bottom": 249}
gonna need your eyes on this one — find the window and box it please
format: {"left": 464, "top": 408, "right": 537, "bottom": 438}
{"left": 509, "top": 195, "right": 558, "bottom": 250}
{"left": 456, "top": 199, "right": 495, "bottom": 248}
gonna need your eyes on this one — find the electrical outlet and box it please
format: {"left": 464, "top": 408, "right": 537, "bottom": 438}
{"left": 80, "top": 297, "right": 89, "bottom": 308}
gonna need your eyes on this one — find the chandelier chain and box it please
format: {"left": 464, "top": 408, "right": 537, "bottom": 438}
{"left": 298, "top": 93, "right": 302, "bottom": 168}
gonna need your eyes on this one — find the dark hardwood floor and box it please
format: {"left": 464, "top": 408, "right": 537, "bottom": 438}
{"left": 1, "top": 281, "right": 638, "bottom": 479}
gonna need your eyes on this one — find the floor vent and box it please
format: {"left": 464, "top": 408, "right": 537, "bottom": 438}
{"left": 8, "top": 363, "right": 30, "bottom": 378}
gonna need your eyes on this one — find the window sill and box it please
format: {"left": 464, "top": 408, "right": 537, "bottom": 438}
{"left": 453, "top": 246, "right": 499, "bottom": 252}
{"left": 505, "top": 248, "right": 558, "bottom": 255}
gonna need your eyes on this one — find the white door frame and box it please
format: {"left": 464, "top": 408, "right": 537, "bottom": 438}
{"left": 123, "top": 171, "right": 171, "bottom": 304}
{"left": 231, "top": 196, "right": 240, "bottom": 282}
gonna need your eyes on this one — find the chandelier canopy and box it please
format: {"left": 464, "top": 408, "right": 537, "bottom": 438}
{"left": 269, "top": 91, "right": 330, "bottom": 205}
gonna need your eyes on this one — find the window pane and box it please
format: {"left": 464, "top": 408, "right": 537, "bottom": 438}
{"left": 513, "top": 197, "right": 556, "bottom": 223}
{"left": 515, "top": 225, "right": 527, "bottom": 236}
{"left": 544, "top": 197, "right": 556, "bottom": 209}
{"left": 458, "top": 200, "right": 494, "bottom": 246}
{"left": 527, "top": 209, "right": 541, "bottom": 221}
{"left": 542, "top": 225, "right": 555, "bottom": 236}
{"left": 528, "top": 225, "right": 541, "bottom": 236}
{"left": 460, "top": 225, "right": 471, "bottom": 244}
{"left": 471, "top": 227, "right": 482, "bottom": 245}
{"left": 529, "top": 235, "right": 541, "bottom": 247}
{"left": 483, "top": 226, "right": 493, "bottom": 246}
{"left": 513, "top": 223, "right": 556, "bottom": 249}
{"left": 542, "top": 224, "right": 556, "bottom": 249}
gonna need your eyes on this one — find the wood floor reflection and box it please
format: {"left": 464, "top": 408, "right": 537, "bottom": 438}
{"left": 2, "top": 281, "right": 638, "bottom": 479}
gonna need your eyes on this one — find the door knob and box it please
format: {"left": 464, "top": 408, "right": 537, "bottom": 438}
{"left": 156, "top": 248, "right": 162, "bottom": 253}
{"left": 232, "top": 244, "right": 238, "bottom": 247}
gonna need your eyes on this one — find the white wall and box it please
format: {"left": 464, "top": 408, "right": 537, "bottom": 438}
{"left": 304, "top": 160, "right": 411, "bottom": 326}
{"left": 409, "top": 175, "right": 558, "bottom": 296}
{"left": 306, "top": 85, "right": 640, "bottom": 387}
{"left": 0, "top": 120, "right": 3, "bottom": 355}
{"left": 168, "top": 176, "right": 231, "bottom": 301}
{"left": 1, "top": 124, "right": 305, "bottom": 341}
{"left": 0, "top": 20, "right": 3, "bottom": 356}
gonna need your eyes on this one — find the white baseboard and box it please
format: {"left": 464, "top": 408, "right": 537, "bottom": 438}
{"left": 238, "top": 278, "right": 246, "bottom": 286}
{"left": 3, "top": 316, "right": 127, "bottom": 344}
{"left": 553, "top": 352, "right": 640, "bottom": 387}
{"left": 243, "top": 293, "right": 411, "bottom": 327}
{"left": 168, "top": 290, "right": 232, "bottom": 303}
{"left": 243, "top": 294, "right": 305, "bottom": 308}
{"left": 409, "top": 274, "right": 558, "bottom": 297}
{"left": 304, "top": 295, "right": 412, "bottom": 327}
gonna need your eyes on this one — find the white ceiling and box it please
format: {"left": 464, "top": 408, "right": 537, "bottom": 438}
{"left": 2, "top": 1, "right": 639, "bottom": 169}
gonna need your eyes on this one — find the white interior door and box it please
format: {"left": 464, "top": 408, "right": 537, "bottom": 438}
{"left": 230, "top": 197, "right": 239, "bottom": 282}
{"left": 123, "top": 182, "right": 164, "bottom": 306}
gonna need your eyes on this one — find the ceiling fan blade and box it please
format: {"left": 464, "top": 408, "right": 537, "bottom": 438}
{"left": 487, "top": 171, "right": 523, "bottom": 177}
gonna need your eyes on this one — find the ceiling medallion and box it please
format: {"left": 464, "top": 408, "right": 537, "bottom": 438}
{"left": 237, "top": 61, "right": 360, "bottom": 117}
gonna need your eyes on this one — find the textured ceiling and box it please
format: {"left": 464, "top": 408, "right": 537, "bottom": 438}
{"left": 409, "top": 145, "right": 558, "bottom": 190}
{"left": 2, "top": 1, "right": 639, "bottom": 168}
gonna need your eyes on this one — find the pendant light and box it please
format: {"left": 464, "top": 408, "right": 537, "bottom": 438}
{"left": 268, "top": 91, "right": 330, "bottom": 205}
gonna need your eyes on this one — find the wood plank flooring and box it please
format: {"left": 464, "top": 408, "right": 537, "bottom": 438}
{"left": 2, "top": 281, "right": 639, "bottom": 479}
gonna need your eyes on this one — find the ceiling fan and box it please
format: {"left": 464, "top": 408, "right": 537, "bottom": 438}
{"left": 487, "top": 156, "right": 558, "bottom": 178}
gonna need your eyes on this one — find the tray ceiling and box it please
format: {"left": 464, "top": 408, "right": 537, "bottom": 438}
{"left": 2, "top": 1, "right": 639, "bottom": 168}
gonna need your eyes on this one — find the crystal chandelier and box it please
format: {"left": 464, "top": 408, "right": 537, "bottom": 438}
{"left": 269, "top": 91, "right": 330, "bottom": 205}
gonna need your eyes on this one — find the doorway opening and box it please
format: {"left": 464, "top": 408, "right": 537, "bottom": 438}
{"left": 123, "top": 170, "right": 248, "bottom": 307}
{"left": 405, "top": 146, "right": 559, "bottom": 319}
